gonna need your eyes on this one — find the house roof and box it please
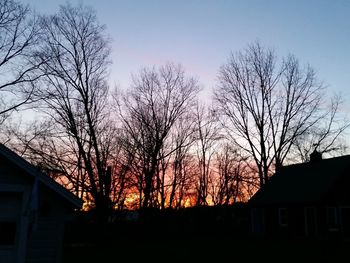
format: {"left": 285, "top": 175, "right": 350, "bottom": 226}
{"left": 0, "top": 143, "right": 82, "bottom": 208}
{"left": 249, "top": 154, "right": 350, "bottom": 205}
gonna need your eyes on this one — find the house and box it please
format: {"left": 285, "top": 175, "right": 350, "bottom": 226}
{"left": 249, "top": 151, "right": 350, "bottom": 238}
{"left": 0, "top": 144, "right": 82, "bottom": 263}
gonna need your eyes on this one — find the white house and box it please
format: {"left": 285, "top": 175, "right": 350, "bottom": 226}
{"left": 0, "top": 144, "right": 82, "bottom": 263}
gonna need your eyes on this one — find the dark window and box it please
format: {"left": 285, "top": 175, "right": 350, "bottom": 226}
{"left": 327, "top": 207, "right": 338, "bottom": 229}
{"left": 0, "top": 221, "right": 16, "bottom": 245}
{"left": 340, "top": 207, "right": 350, "bottom": 236}
{"left": 278, "top": 208, "right": 288, "bottom": 226}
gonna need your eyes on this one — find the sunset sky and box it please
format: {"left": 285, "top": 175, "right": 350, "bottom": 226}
{"left": 21, "top": 0, "right": 350, "bottom": 105}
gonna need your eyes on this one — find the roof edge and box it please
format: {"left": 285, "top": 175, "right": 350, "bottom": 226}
{"left": 0, "top": 144, "right": 82, "bottom": 208}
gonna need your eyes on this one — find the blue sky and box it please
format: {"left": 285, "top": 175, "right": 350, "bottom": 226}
{"left": 22, "top": 0, "right": 350, "bottom": 104}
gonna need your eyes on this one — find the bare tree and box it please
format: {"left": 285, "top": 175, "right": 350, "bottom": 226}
{"left": 194, "top": 104, "right": 221, "bottom": 206}
{"left": 293, "top": 95, "right": 349, "bottom": 162}
{"left": 211, "top": 144, "right": 250, "bottom": 205}
{"left": 214, "top": 42, "right": 349, "bottom": 188}
{"left": 108, "top": 133, "right": 135, "bottom": 211}
{"left": 117, "top": 63, "right": 199, "bottom": 209}
{"left": 167, "top": 115, "right": 196, "bottom": 208}
{"left": 152, "top": 113, "right": 198, "bottom": 209}
{"left": 21, "top": 3, "right": 116, "bottom": 220}
{"left": 0, "top": 0, "right": 41, "bottom": 122}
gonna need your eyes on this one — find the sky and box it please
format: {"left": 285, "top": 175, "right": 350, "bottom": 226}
{"left": 21, "top": 0, "right": 350, "bottom": 104}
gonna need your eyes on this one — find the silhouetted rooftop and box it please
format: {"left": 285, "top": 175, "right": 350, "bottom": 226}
{"left": 249, "top": 155, "right": 350, "bottom": 205}
{"left": 0, "top": 143, "right": 82, "bottom": 208}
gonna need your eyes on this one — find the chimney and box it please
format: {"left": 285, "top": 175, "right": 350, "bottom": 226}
{"left": 309, "top": 149, "right": 322, "bottom": 162}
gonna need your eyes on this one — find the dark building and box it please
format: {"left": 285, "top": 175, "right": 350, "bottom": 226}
{"left": 249, "top": 151, "right": 350, "bottom": 238}
{"left": 0, "top": 144, "right": 82, "bottom": 263}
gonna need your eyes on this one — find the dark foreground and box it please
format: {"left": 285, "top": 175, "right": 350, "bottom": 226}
{"left": 63, "top": 207, "right": 350, "bottom": 263}
{"left": 64, "top": 238, "right": 350, "bottom": 263}
{"left": 63, "top": 215, "right": 350, "bottom": 263}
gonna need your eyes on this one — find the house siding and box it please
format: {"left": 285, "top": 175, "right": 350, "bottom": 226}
{"left": 251, "top": 205, "right": 323, "bottom": 238}
{"left": 0, "top": 192, "right": 23, "bottom": 263}
{"left": 0, "top": 144, "right": 81, "bottom": 263}
{"left": 250, "top": 204, "right": 350, "bottom": 239}
{"left": 0, "top": 153, "right": 78, "bottom": 263}
{"left": 26, "top": 218, "right": 64, "bottom": 263}
{"left": 26, "top": 185, "right": 68, "bottom": 263}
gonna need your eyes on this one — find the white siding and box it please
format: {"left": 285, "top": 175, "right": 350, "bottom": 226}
{"left": 26, "top": 218, "right": 64, "bottom": 263}
{"left": 0, "top": 248, "right": 14, "bottom": 263}
{"left": 0, "top": 192, "right": 22, "bottom": 263}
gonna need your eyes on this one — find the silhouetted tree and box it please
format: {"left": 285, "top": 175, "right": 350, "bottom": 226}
{"left": 117, "top": 63, "right": 199, "bottom": 209}
{"left": 194, "top": 104, "right": 221, "bottom": 205}
{"left": 215, "top": 41, "right": 348, "bottom": 188}
{"left": 25, "top": 3, "right": 115, "bottom": 220}
{"left": 0, "top": 0, "right": 41, "bottom": 122}
{"left": 293, "top": 95, "right": 349, "bottom": 162}
{"left": 211, "top": 144, "right": 251, "bottom": 204}
{"left": 168, "top": 115, "right": 197, "bottom": 208}
{"left": 109, "top": 133, "right": 135, "bottom": 210}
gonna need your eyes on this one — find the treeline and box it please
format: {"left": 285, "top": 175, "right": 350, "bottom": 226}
{"left": 0, "top": 0, "right": 348, "bottom": 219}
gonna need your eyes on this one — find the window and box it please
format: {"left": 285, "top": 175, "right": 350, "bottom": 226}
{"left": 327, "top": 207, "right": 338, "bottom": 230}
{"left": 0, "top": 221, "right": 16, "bottom": 245}
{"left": 278, "top": 208, "right": 288, "bottom": 226}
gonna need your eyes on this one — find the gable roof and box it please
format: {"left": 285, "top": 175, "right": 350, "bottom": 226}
{"left": 249, "top": 155, "right": 350, "bottom": 205}
{"left": 0, "top": 143, "right": 82, "bottom": 208}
